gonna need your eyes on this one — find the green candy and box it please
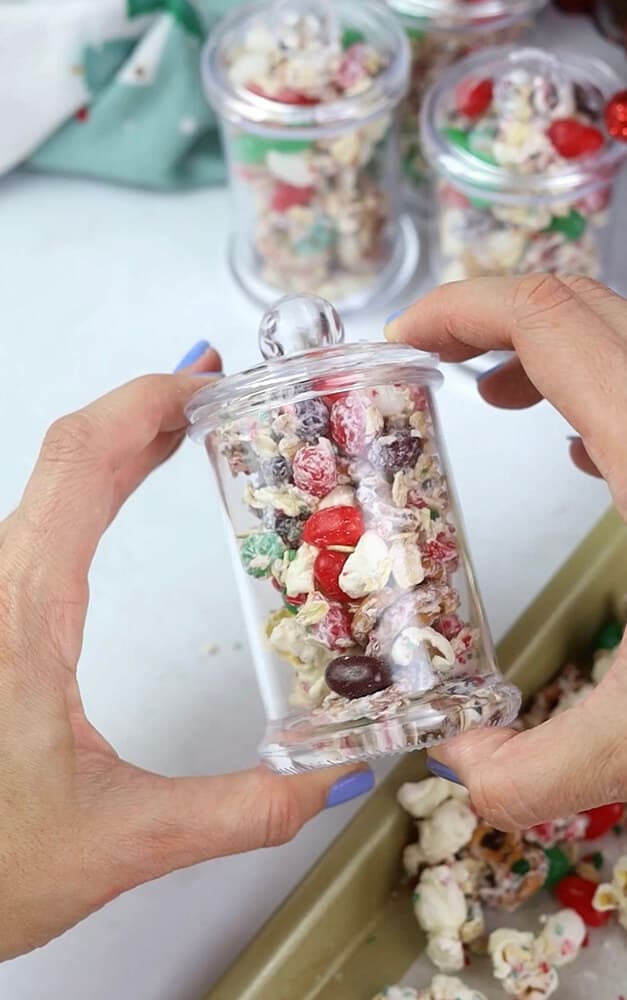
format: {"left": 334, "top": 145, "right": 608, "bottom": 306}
{"left": 546, "top": 209, "right": 587, "bottom": 242}
{"left": 595, "top": 620, "right": 624, "bottom": 650}
{"left": 234, "top": 133, "right": 312, "bottom": 165}
{"left": 511, "top": 858, "right": 531, "bottom": 876}
{"left": 240, "top": 531, "right": 285, "bottom": 578}
{"left": 442, "top": 127, "right": 498, "bottom": 166}
{"left": 295, "top": 217, "right": 336, "bottom": 256}
{"left": 341, "top": 28, "right": 365, "bottom": 48}
{"left": 406, "top": 27, "right": 425, "bottom": 41}
{"left": 543, "top": 846, "right": 572, "bottom": 889}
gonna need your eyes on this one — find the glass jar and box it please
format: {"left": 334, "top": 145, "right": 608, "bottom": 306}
{"left": 595, "top": 0, "right": 627, "bottom": 49}
{"left": 385, "top": 0, "right": 547, "bottom": 213}
{"left": 201, "top": 0, "right": 417, "bottom": 314}
{"left": 186, "top": 294, "right": 520, "bottom": 773}
{"left": 421, "top": 46, "right": 627, "bottom": 285}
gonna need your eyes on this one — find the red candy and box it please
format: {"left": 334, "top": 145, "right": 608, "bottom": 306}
{"left": 581, "top": 802, "right": 624, "bottom": 840}
{"left": 455, "top": 78, "right": 493, "bottom": 119}
{"left": 605, "top": 90, "right": 627, "bottom": 142}
{"left": 271, "top": 183, "right": 315, "bottom": 212}
{"left": 312, "top": 603, "right": 354, "bottom": 650}
{"left": 314, "top": 549, "right": 351, "bottom": 603}
{"left": 548, "top": 119, "right": 605, "bottom": 159}
{"left": 293, "top": 443, "right": 337, "bottom": 498}
{"left": 438, "top": 615, "right": 464, "bottom": 640}
{"left": 555, "top": 875, "right": 611, "bottom": 927}
{"left": 247, "top": 82, "right": 319, "bottom": 105}
{"left": 302, "top": 506, "right": 365, "bottom": 549}
{"left": 330, "top": 393, "right": 370, "bottom": 456}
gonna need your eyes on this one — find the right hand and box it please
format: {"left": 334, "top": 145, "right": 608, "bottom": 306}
{"left": 385, "top": 273, "right": 627, "bottom": 830}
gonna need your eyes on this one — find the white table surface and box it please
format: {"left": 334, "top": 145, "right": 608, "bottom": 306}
{"left": 0, "top": 8, "right": 625, "bottom": 1000}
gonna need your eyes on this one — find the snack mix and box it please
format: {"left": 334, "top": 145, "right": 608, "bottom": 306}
{"left": 421, "top": 46, "right": 627, "bottom": 283}
{"left": 187, "top": 294, "right": 520, "bottom": 771}
{"left": 385, "top": 0, "right": 546, "bottom": 206}
{"left": 374, "top": 614, "right": 626, "bottom": 999}
{"left": 203, "top": 0, "right": 413, "bottom": 308}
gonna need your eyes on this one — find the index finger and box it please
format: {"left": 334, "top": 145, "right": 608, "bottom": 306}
{"left": 385, "top": 274, "right": 627, "bottom": 504}
{"left": 14, "top": 372, "right": 220, "bottom": 589}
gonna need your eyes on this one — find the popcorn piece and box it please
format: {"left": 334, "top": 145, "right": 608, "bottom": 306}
{"left": 489, "top": 909, "right": 585, "bottom": 1000}
{"left": 397, "top": 777, "right": 465, "bottom": 820}
{"left": 339, "top": 530, "right": 392, "bottom": 598}
{"left": 593, "top": 854, "right": 627, "bottom": 930}
{"left": 284, "top": 542, "right": 318, "bottom": 596}
{"left": 419, "top": 799, "right": 478, "bottom": 866}
{"left": 390, "top": 539, "right": 425, "bottom": 589}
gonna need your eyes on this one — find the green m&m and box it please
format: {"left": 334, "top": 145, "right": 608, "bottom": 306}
{"left": 240, "top": 531, "right": 286, "bottom": 578}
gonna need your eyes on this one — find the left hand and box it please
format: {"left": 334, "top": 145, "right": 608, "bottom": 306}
{"left": 0, "top": 352, "right": 365, "bottom": 960}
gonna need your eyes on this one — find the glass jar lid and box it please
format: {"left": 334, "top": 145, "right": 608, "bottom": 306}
{"left": 387, "top": 0, "right": 547, "bottom": 32}
{"left": 186, "top": 295, "right": 441, "bottom": 438}
{"left": 201, "top": 0, "right": 410, "bottom": 135}
{"left": 420, "top": 45, "right": 627, "bottom": 203}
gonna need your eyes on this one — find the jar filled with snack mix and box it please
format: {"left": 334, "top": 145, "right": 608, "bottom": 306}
{"left": 186, "top": 294, "right": 521, "bottom": 773}
{"left": 421, "top": 46, "right": 627, "bottom": 284}
{"left": 202, "top": 0, "right": 417, "bottom": 313}
{"left": 385, "top": 0, "right": 548, "bottom": 212}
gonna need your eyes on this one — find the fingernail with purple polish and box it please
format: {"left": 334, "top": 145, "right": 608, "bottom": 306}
{"left": 326, "top": 768, "right": 375, "bottom": 808}
{"left": 174, "top": 340, "right": 211, "bottom": 372}
{"left": 426, "top": 757, "right": 464, "bottom": 786}
{"left": 385, "top": 307, "right": 407, "bottom": 325}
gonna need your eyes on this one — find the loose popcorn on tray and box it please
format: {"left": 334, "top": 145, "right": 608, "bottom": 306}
{"left": 385, "top": 613, "right": 627, "bottom": 996}
{"left": 422, "top": 47, "right": 627, "bottom": 283}
{"left": 489, "top": 908, "right": 586, "bottom": 999}
{"left": 373, "top": 975, "right": 487, "bottom": 1000}
{"left": 593, "top": 855, "right": 627, "bottom": 931}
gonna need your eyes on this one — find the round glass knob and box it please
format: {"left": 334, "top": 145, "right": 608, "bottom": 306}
{"left": 258, "top": 294, "right": 345, "bottom": 360}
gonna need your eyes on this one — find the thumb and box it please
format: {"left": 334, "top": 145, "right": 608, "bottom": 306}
{"left": 427, "top": 664, "right": 627, "bottom": 831}
{"left": 101, "top": 763, "right": 373, "bottom": 890}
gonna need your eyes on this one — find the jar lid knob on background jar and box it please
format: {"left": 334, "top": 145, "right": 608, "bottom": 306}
{"left": 258, "top": 294, "right": 345, "bottom": 359}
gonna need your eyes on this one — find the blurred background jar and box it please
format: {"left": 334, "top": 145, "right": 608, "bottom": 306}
{"left": 202, "top": 0, "right": 417, "bottom": 315}
{"left": 186, "top": 294, "right": 521, "bottom": 773}
{"left": 595, "top": 0, "right": 627, "bottom": 49}
{"left": 421, "top": 46, "right": 627, "bottom": 286}
{"left": 384, "top": 0, "right": 548, "bottom": 215}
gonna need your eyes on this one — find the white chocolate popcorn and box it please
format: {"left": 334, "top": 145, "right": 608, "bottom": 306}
{"left": 318, "top": 485, "right": 356, "bottom": 509}
{"left": 414, "top": 866, "right": 467, "bottom": 936}
{"left": 593, "top": 854, "right": 627, "bottom": 931}
{"left": 489, "top": 909, "right": 585, "bottom": 1000}
{"left": 426, "top": 932, "right": 465, "bottom": 975}
{"left": 266, "top": 150, "right": 315, "bottom": 187}
{"left": 284, "top": 542, "right": 318, "bottom": 596}
{"left": 535, "top": 909, "right": 586, "bottom": 967}
{"left": 397, "top": 777, "right": 455, "bottom": 819}
{"left": 397, "top": 626, "right": 456, "bottom": 670}
{"left": 418, "top": 799, "right": 477, "bottom": 865}
{"left": 390, "top": 540, "right": 426, "bottom": 589}
{"left": 424, "top": 975, "right": 487, "bottom": 1000}
{"left": 339, "top": 530, "right": 392, "bottom": 598}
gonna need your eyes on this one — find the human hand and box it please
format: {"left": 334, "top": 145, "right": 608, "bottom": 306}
{"left": 0, "top": 343, "right": 370, "bottom": 961}
{"left": 385, "top": 273, "right": 627, "bottom": 830}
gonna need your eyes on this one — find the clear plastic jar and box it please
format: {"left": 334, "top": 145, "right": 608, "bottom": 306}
{"left": 186, "top": 294, "right": 520, "bottom": 773}
{"left": 201, "top": 0, "right": 417, "bottom": 313}
{"left": 421, "top": 46, "right": 627, "bottom": 284}
{"left": 385, "top": 0, "right": 547, "bottom": 212}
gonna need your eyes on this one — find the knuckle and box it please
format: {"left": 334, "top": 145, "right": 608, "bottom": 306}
{"left": 559, "top": 274, "right": 609, "bottom": 301}
{"left": 42, "top": 412, "right": 98, "bottom": 466}
{"left": 510, "top": 273, "right": 575, "bottom": 320}
{"left": 468, "top": 765, "right": 539, "bottom": 833}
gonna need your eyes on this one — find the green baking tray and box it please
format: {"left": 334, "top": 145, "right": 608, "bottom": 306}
{"left": 207, "top": 507, "right": 627, "bottom": 1000}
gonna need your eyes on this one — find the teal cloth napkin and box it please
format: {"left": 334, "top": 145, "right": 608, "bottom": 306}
{"left": 28, "top": 1, "right": 241, "bottom": 189}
